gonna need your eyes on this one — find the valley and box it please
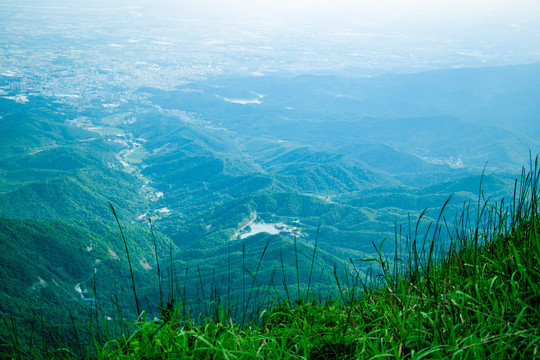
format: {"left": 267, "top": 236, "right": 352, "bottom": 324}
{"left": 1, "top": 0, "right": 540, "bottom": 357}
{"left": 0, "top": 63, "right": 539, "bottom": 352}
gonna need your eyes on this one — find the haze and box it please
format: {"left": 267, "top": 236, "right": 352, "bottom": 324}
{"left": 2, "top": 0, "right": 540, "bottom": 75}
{"left": 127, "top": 0, "right": 540, "bottom": 73}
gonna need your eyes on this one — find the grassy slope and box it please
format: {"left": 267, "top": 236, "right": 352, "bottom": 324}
{"left": 88, "top": 163, "right": 539, "bottom": 359}
{"left": 3, "top": 163, "right": 540, "bottom": 359}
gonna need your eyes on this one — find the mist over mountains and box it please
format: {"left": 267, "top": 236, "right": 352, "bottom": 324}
{"left": 1, "top": 64, "right": 538, "bottom": 328}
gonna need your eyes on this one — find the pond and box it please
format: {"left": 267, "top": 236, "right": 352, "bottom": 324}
{"left": 240, "top": 222, "right": 280, "bottom": 239}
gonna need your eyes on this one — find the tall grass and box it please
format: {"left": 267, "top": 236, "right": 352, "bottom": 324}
{"left": 3, "top": 158, "right": 540, "bottom": 359}
{"left": 98, "top": 158, "right": 539, "bottom": 359}
{"left": 109, "top": 203, "right": 140, "bottom": 316}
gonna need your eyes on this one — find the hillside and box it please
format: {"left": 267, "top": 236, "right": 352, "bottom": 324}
{"left": 4, "top": 158, "right": 539, "bottom": 359}
{"left": 1, "top": 64, "right": 539, "bottom": 357}
{"left": 2, "top": 0, "right": 540, "bottom": 357}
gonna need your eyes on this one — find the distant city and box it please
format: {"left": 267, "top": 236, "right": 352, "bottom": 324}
{"left": 2, "top": 1, "right": 540, "bottom": 109}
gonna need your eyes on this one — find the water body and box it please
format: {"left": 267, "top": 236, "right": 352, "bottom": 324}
{"left": 240, "top": 222, "right": 280, "bottom": 239}
{"left": 74, "top": 268, "right": 97, "bottom": 305}
{"left": 222, "top": 97, "right": 261, "bottom": 105}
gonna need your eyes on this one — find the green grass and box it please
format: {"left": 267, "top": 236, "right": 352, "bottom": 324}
{"left": 3, "top": 158, "right": 540, "bottom": 359}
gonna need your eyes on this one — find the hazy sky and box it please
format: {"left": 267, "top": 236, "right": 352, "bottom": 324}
{"left": 228, "top": 0, "right": 536, "bottom": 13}
{"left": 5, "top": 0, "right": 540, "bottom": 73}
{"left": 147, "top": 0, "right": 540, "bottom": 41}
{"left": 157, "top": 0, "right": 540, "bottom": 19}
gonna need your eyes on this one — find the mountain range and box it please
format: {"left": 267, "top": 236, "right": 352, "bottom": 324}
{"left": 0, "top": 62, "right": 538, "bottom": 348}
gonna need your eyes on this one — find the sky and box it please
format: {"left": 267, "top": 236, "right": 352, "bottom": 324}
{"left": 157, "top": 0, "right": 540, "bottom": 19}
{"left": 147, "top": 0, "right": 540, "bottom": 43}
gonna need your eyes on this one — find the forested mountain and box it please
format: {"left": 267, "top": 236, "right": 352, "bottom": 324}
{"left": 0, "top": 63, "right": 538, "bottom": 350}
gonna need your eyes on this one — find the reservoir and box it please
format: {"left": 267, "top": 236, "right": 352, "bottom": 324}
{"left": 240, "top": 222, "right": 280, "bottom": 239}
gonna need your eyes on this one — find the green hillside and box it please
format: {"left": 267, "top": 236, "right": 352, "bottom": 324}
{"left": 4, "top": 157, "right": 538, "bottom": 360}
{"left": 1, "top": 65, "right": 539, "bottom": 358}
{"left": 0, "top": 217, "right": 171, "bottom": 351}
